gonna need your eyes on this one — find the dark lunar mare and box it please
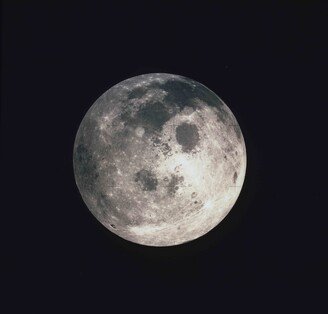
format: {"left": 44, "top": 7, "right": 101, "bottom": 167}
{"left": 123, "top": 77, "right": 237, "bottom": 143}
{"left": 167, "top": 174, "right": 184, "bottom": 196}
{"left": 74, "top": 144, "right": 99, "bottom": 192}
{"left": 119, "top": 100, "right": 174, "bottom": 136}
{"left": 148, "top": 78, "right": 223, "bottom": 112}
{"left": 175, "top": 123, "right": 200, "bottom": 152}
{"left": 135, "top": 169, "right": 158, "bottom": 191}
{"left": 136, "top": 101, "right": 171, "bottom": 132}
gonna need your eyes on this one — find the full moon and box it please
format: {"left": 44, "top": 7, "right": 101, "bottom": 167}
{"left": 73, "top": 73, "right": 246, "bottom": 246}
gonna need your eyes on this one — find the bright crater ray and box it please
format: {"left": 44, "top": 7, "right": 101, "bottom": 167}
{"left": 73, "top": 73, "right": 246, "bottom": 246}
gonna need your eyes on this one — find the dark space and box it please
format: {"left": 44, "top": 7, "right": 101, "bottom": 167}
{"left": 2, "top": 1, "right": 327, "bottom": 312}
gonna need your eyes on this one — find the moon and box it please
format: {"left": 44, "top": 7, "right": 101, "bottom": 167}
{"left": 73, "top": 73, "right": 246, "bottom": 246}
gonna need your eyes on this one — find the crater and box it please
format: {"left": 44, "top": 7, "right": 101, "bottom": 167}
{"left": 135, "top": 169, "right": 158, "bottom": 191}
{"left": 175, "top": 122, "right": 200, "bottom": 152}
{"left": 233, "top": 171, "right": 238, "bottom": 183}
{"left": 135, "top": 126, "right": 145, "bottom": 137}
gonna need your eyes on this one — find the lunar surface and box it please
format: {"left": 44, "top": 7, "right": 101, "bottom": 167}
{"left": 73, "top": 73, "right": 246, "bottom": 246}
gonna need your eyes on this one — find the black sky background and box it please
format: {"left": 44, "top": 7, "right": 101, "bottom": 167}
{"left": 2, "top": 1, "right": 327, "bottom": 312}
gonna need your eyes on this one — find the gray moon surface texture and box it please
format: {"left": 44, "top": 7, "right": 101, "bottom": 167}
{"left": 73, "top": 73, "right": 246, "bottom": 246}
